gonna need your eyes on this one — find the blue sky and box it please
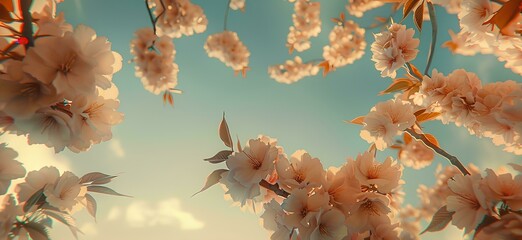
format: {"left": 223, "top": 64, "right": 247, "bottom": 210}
{"left": 2, "top": 0, "right": 521, "bottom": 239}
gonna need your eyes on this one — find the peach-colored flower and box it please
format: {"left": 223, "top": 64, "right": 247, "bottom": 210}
{"left": 287, "top": 0, "right": 321, "bottom": 52}
{"left": 398, "top": 138, "right": 434, "bottom": 169}
{"left": 268, "top": 56, "right": 319, "bottom": 84}
{"left": 0, "top": 60, "right": 61, "bottom": 119}
{"left": 323, "top": 21, "right": 366, "bottom": 68}
{"left": 282, "top": 189, "right": 330, "bottom": 228}
{"left": 226, "top": 138, "right": 278, "bottom": 186}
{"left": 23, "top": 25, "right": 121, "bottom": 98}
{"left": 306, "top": 208, "right": 347, "bottom": 240}
{"left": 32, "top": 0, "right": 73, "bottom": 37}
{"left": 370, "top": 219, "right": 400, "bottom": 240}
{"left": 229, "top": 0, "right": 246, "bottom": 11}
{"left": 220, "top": 171, "right": 261, "bottom": 207}
{"left": 481, "top": 168, "right": 522, "bottom": 210}
{"left": 371, "top": 24, "right": 419, "bottom": 78}
{"left": 44, "top": 171, "right": 83, "bottom": 211}
{"left": 345, "top": 194, "right": 391, "bottom": 232}
{"left": 69, "top": 91, "right": 123, "bottom": 152}
{"left": 15, "top": 166, "right": 60, "bottom": 203}
{"left": 352, "top": 151, "right": 402, "bottom": 194}
{"left": 346, "top": 0, "right": 384, "bottom": 17}
{"left": 322, "top": 164, "right": 364, "bottom": 212}
{"left": 474, "top": 213, "right": 522, "bottom": 240}
{"left": 446, "top": 174, "right": 490, "bottom": 233}
{"left": 442, "top": 30, "right": 482, "bottom": 56}
{"left": 276, "top": 150, "right": 325, "bottom": 192}
{"left": 260, "top": 199, "right": 292, "bottom": 240}
{"left": 15, "top": 107, "right": 73, "bottom": 153}
{"left": 204, "top": 31, "right": 250, "bottom": 72}
{"left": 360, "top": 99, "right": 416, "bottom": 150}
{"left": 0, "top": 144, "right": 26, "bottom": 195}
{"left": 152, "top": 0, "right": 208, "bottom": 38}
{"left": 131, "top": 30, "right": 180, "bottom": 95}
{"left": 458, "top": 0, "right": 496, "bottom": 47}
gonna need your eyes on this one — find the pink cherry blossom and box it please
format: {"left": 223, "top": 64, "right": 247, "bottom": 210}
{"left": 0, "top": 144, "right": 26, "bottom": 195}
{"left": 151, "top": 0, "right": 208, "bottom": 38}
{"left": 205, "top": 31, "right": 250, "bottom": 72}
{"left": 352, "top": 151, "right": 402, "bottom": 194}
{"left": 276, "top": 150, "right": 325, "bottom": 192}
{"left": 323, "top": 21, "right": 366, "bottom": 68}
{"left": 287, "top": 0, "right": 321, "bottom": 52}
{"left": 268, "top": 56, "right": 319, "bottom": 84}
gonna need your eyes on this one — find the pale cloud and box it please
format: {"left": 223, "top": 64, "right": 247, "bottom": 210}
{"left": 120, "top": 198, "right": 204, "bottom": 230}
{"left": 109, "top": 139, "right": 125, "bottom": 158}
{"left": 0, "top": 134, "right": 71, "bottom": 195}
{"left": 106, "top": 206, "right": 122, "bottom": 221}
{"left": 80, "top": 222, "right": 99, "bottom": 236}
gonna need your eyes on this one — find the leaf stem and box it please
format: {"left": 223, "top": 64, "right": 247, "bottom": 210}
{"left": 19, "top": 0, "right": 34, "bottom": 49}
{"left": 424, "top": 2, "right": 437, "bottom": 76}
{"left": 224, "top": 0, "right": 232, "bottom": 31}
{"left": 259, "top": 179, "right": 289, "bottom": 198}
{"left": 404, "top": 128, "right": 470, "bottom": 175}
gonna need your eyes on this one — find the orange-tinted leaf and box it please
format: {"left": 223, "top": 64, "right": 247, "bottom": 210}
{"left": 421, "top": 205, "right": 454, "bottom": 234}
{"left": 318, "top": 60, "right": 333, "bottom": 77}
{"left": 348, "top": 116, "right": 365, "bottom": 125}
{"left": 0, "top": 0, "right": 13, "bottom": 12}
{"left": 236, "top": 136, "right": 242, "bottom": 152}
{"left": 403, "top": 132, "right": 412, "bottom": 144}
{"left": 390, "top": 144, "right": 402, "bottom": 149}
{"left": 483, "top": 0, "right": 522, "bottom": 36}
{"left": 287, "top": 43, "right": 294, "bottom": 54}
{"left": 0, "top": 3, "right": 13, "bottom": 23}
{"left": 340, "top": 12, "right": 345, "bottom": 21}
{"left": 376, "top": 0, "right": 403, "bottom": 2}
{"left": 413, "top": 2, "right": 424, "bottom": 31}
{"left": 167, "top": 92, "right": 174, "bottom": 106}
{"left": 408, "top": 63, "right": 423, "bottom": 79}
{"left": 239, "top": 66, "right": 250, "bottom": 78}
{"left": 379, "top": 78, "right": 414, "bottom": 95}
{"left": 416, "top": 112, "right": 441, "bottom": 122}
{"left": 219, "top": 113, "right": 233, "bottom": 149}
{"left": 414, "top": 109, "right": 426, "bottom": 116}
{"left": 423, "top": 133, "right": 439, "bottom": 147}
{"left": 375, "top": 16, "right": 388, "bottom": 23}
{"left": 162, "top": 91, "right": 168, "bottom": 104}
{"left": 403, "top": 0, "right": 422, "bottom": 19}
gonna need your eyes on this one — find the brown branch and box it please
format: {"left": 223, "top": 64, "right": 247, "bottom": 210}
{"left": 404, "top": 128, "right": 470, "bottom": 175}
{"left": 259, "top": 179, "right": 289, "bottom": 198}
{"left": 19, "top": 0, "right": 34, "bottom": 48}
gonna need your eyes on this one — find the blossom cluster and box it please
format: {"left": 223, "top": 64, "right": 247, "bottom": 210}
{"left": 419, "top": 69, "right": 522, "bottom": 155}
{"left": 371, "top": 23, "right": 420, "bottom": 78}
{"left": 149, "top": 0, "right": 208, "bottom": 38}
{"left": 204, "top": 31, "right": 250, "bottom": 72}
{"left": 130, "top": 28, "right": 180, "bottom": 95}
{"left": 268, "top": 57, "right": 319, "bottom": 84}
{"left": 442, "top": 0, "right": 522, "bottom": 75}
{"left": 345, "top": 0, "right": 384, "bottom": 18}
{"left": 229, "top": 0, "right": 246, "bottom": 11}
{"left": 0, "top": 144, "right": 123, "bottom": 239}
{"left": 204, "top": 130, "right": 406, "bottom": 239}
{"left": 286, "top": 0, "right": 321, "bottom": 53}
{"left": 323, "top": 20, "right": 366, "bottom": 68}
{"left": 0, "top": 1, "right": 123, "bottom": 153}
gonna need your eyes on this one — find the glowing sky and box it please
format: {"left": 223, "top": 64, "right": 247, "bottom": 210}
{"left": 2, "top": 0, "right": 520, "bottom": 239}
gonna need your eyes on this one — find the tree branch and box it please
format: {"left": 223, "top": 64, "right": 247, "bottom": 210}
{"left": 404, "top": 128, "right": 470, "bottom": 175}
{"left": 19, "top": 0, "right": 34, "bottom": 49}
{"left": 224, "top": 0, "right": 232, "bottom": 31}
{"left": 424, "top": 2, "right": 437, "bottom": 76}
{"left": 259, "top": 179, "right": 289, "bottom": 198}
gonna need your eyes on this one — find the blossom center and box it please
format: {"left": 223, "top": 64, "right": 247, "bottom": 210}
{"left": 59, "top": 53, "right": 78, "bottom": 74}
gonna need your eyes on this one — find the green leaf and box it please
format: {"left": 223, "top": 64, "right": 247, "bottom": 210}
{"left": 219, "top": 113, "right": 233, "bottom": 150}
{"left": 204, "top": 150, "right": 233, "bottom": 164}
{"left": 87, "top": 186, "right": 130, "bottom": 197}
{"left": 24, "top": 188, "right": 45, "bottom": 213}
{"left": 421, "top": 205, "right": 454, "bottom": 234}
{"left": 192, "top": 169, "right": 228, "bottom": 197}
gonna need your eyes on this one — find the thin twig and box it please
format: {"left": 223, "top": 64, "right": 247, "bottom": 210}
{"left": 424, "top": 2, "right": 437, "bottom": 76}
{"left": 19, "top": 0, "right": 34, "bottom": 49}
{"left": 224, "top": 0, "right": 232, "bottom": 31}
{"left": 404, "top": 128, "right": 470, "bottom": 175}
{"left": 362, "top": 9, "right": 398, "bottom": 30}
{"left": 145, "top": 0, "right": 158, "bottom": 34}
{"left": 259, "top": 179, "right": 289, "bottom": 198}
